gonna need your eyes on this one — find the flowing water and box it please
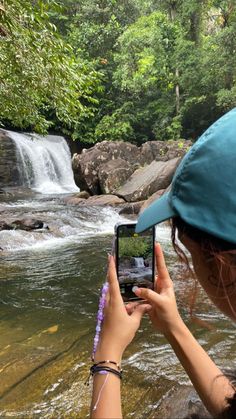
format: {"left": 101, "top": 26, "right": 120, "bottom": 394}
{"left": 1, "top": 133, "right": 236, "bottom": 418}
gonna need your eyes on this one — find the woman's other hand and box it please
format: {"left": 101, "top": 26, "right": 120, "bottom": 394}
{"left": 95, "top": 255, "right": 150, "bottom": 362}
{"left": 134, "top": 243, "right": 184, "bottom": 337}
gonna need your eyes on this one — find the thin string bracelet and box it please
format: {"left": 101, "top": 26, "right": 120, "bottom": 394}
{"left": 92, "top": 373, "right": 109, "bottom": 411}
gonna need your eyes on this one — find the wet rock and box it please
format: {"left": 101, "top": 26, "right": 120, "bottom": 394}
{"left": 155, "top": 385, "right": 211, "bottom": 418}
{"left": 115, "top": 158, "right": 180, "bottom": 202}
{"left": 0, "top": 130, "right": 20, "bottom": 188}
{"left": 83, "top": 194, "right": 125, "bottom": 206}
{"left": 76, "top": 191, "right": 90, "bottom": 199}
{"left": 98, "top": 158, "right": 134, "bottom": 194}
{"left": 0, "top": 221, "right": 12, "bottom": 231}
{"left": 64, "top": 197, "right": 86, "bottom": 205}
{"left": 119, "top": 201, "right": 145, "bottom": 215}
{"left": 63, "top": 191, "right": 90, "bottom": 205}
{"left": 0, "top": 218, "right": 48, "bottom": 231}
{"left": 11, "top": 220, "right": 42, "bottom": 231}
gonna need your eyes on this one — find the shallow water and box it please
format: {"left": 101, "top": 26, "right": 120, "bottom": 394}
{"left": 0, "top": 191, "right": 236, "bottom": 418}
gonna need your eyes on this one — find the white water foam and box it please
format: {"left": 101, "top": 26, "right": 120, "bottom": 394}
{"left": 0, "top": 207, "right": 130, "bottom": 252}
{"left": 7, "top": 131, "right": 79, "bottom": 194}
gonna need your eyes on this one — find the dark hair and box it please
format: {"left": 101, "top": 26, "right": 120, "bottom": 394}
{"left": 170, "top": 216, "right": 236, "bottom": 419}
{"left": 171, "top": 217, "right": 236, "bottom": 293}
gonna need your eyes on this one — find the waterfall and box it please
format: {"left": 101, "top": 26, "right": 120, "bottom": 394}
{"left": 7, "top": 131, "right": 79, "bottom": 194}
{"left": 133, "top": 257, "right": 145, "bottom": 268}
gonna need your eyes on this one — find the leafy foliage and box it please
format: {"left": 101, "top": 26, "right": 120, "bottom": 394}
{"left": 0, "top": 0, "right": 235, "bottom": 142}
{"left": 0, "top": 0, "right": 100, "bottom": 134}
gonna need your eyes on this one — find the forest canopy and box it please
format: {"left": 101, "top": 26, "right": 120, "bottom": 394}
{"left": 0, "top": 0, "right": 235, "bottom": 143}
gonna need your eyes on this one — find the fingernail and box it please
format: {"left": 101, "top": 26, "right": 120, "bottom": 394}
{"left": 132, "top": 286, "right": 140, "bottom": 294}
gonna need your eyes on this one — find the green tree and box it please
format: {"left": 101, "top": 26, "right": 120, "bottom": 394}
{"left": 0, "top": 0, "right": 100, "bottom": 135}
{"left": 97, "top": 11, "right": 182, "bottom": 142}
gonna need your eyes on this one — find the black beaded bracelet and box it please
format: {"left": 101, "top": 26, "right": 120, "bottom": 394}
{"left": 93, "top": 360, "right": 121, "bottom": 371}
{"left": 90, "top": 365, "right": 122, "bottom": 380}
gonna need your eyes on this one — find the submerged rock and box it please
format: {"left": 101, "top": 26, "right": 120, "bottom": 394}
{"left": 0, "top": 218, "right": 49, "bottom": 231}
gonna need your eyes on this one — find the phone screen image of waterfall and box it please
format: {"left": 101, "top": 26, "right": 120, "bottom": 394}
{"left": 117, "top": 224, "right": 155, "bottom": 301}
{"left": 1, "top": 132, "right": 236, "bottom": 418}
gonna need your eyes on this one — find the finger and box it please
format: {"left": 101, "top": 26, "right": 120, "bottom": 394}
{"left": 133, "top": 287, "right": 160, "bottom": 304}
{"left": 107, "top": 255, "right": 123, "bottom": 303}
{"left": 126, "top": 301, "right": 140, "bottom": 315}
{"left": 131, "top": 303, "right": 152, "bottom": 323}
{"left": 155, "top": 243, "right": 172, "bottom": 289}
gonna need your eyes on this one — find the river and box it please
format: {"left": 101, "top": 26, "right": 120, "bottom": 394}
{"left": 1, "top": 132, "right": 236, "bottom": 418}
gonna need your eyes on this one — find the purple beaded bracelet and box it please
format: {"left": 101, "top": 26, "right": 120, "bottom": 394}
{"left": 92, "top": 281, "right": 109, "bottom": 361}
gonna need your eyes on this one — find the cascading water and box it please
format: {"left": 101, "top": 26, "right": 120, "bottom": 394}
{"left": 7, "top": 130, "right": 79, "bottom": 194}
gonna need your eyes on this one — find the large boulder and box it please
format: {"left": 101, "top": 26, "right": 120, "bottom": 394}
{"left": 72, "top": 148, "right": 109, "bottom": 194}
{"left": 115, "top": 158, "right": 180, "bottom": 202}
{"left": 98, "top": 158, "right": 134, "bottom": 194}
{"left": 139, "top": 140, "right": 192, "bottom": 164}
{"left": 72, "top": 140, "right": 192, "bottom": 196}
{"left": 72, "top": 141, "right": 140, "bottom": 195}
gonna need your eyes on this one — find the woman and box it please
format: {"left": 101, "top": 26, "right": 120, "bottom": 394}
{"left": 90, "top": 108, "right": 236, "bottom": 418}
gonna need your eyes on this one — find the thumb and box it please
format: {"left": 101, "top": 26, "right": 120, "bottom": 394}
{"left": 131, "top": 303, "right": 151, "bottom": 323}
{"left": 133, "top": 287, "right": 160, "bottom": 304}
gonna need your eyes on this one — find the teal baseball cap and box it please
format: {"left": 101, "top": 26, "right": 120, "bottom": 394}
{"left": 136, "top": 108, "right": 236, "bottom": 243}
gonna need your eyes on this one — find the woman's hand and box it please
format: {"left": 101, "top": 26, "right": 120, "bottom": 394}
{"left": 95, "top": 255, "right": 150, "bottom": 362}
{"left": 133, "top": 243, "right": 184, "bottom": 337}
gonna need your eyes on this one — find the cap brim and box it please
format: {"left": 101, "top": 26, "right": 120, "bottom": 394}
{"left": 135, "top": 192, "right": 176, "bottom": 233}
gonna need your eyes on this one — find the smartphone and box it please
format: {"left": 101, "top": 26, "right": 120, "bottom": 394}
{"left": 114, "top": 222, "right": 155, "bottom": 301}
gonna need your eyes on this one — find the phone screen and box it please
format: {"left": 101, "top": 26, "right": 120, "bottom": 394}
{"left": 116, "top": 223, "right": 155, "bottom": 301}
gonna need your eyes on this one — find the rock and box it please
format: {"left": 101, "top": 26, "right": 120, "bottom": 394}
{"left": 156, "top": 385, "right": 211, "bottom": 418}
{"left": 72, "top": 141, "right": 140, "bottom": 194}
{"left": 94, "top": 141, "right": 140, "bottom": 164}
{"left": 63, "top": 191, "right": 90, "bottom": 205}
{"left": 119, "top": 201, "right": 145, "bottom": 215}
{"left": 64, "top": 197, "right": 86, "bottom": 205}
{"left": 8, "top": 218, "right": 47, "bottom": 231}
{"left": 0, "top": 221, "right": 11, "bottom": 231}
{"left": 64, "top": 194, "right": 124, "bottom": 206}
{"left": 139, "top": 141, "right": 167, "bottom": 165}
{"left": 140, "top": 189, "right": 166, "bottom": 212}
{"left": 72, "top": 139, "right": 192, "bottom": 196}
{"left": 0, "top": 219, "right": 48, "bottom": 231}
{"left": 76, "top": 191, "right": 90, "bottom": 199}
{"left": 139, "top": 140, "right": 192, "bottom": 164}
{"left": 115, "top": 158, "right": 180, "bottom": 202}
{"left": 98, "top": 158, "right": 134, "bottom": 194}
{"left": 0, "top": 130, "right": 20, "bottom": 188}
{"left": 84, "top": 194, "right": 125, "bottom": 206}
{"left": 72, "top": 149, "right": 110, "bottom": 194}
